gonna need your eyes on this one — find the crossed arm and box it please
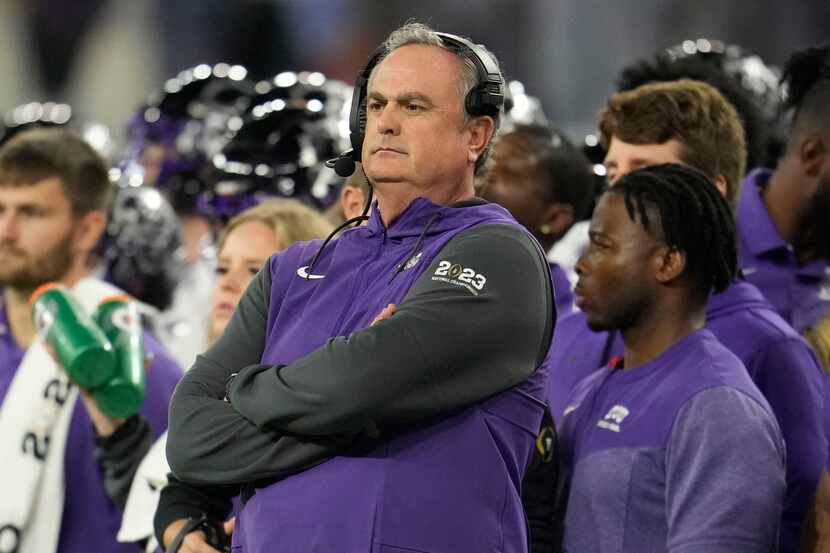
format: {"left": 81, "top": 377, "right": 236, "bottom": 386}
{"left": 156, "top": 225, "right": 553, "bottom": 547}
{"left": 166, "top": 224, "right": 554, "bottom": 485}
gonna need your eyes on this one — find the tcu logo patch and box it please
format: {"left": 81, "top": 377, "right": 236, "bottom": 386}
{"left": 597, "top": 404, "right": 629, "bottom": 433}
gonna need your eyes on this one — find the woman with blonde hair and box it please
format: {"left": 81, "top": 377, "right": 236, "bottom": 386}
{"left": 209, "top": 198, "right": 334, "bottom": 343}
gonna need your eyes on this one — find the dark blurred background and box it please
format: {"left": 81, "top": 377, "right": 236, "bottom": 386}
{"left": 1, "top": 0, "right": 827, "bottom": 144}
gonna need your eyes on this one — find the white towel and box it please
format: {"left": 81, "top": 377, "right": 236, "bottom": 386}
{"left": 0, "top": 277, "right": 120, "bottom": 553}
{"left": 118, "top": 431, "right": 170, "bottom": 552}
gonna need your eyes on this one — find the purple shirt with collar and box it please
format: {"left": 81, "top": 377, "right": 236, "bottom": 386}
{"left": 547, "top": 280, "right": 825, "bottom": 553}
{"left": 559, "top": 329, "right": 785, "bottom": 553}
{"left": 0, "top": 293, "right": 182, "bottom": 553}
{"left": 737, "top": 168, "right": 830, "bottom": 332}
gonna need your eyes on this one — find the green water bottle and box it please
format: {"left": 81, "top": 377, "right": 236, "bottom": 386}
{"left": 30, "top": 283, "right": 116, "bottom": 389}
{"left": 92, "top": 295, "right": 146, "bottom": 419}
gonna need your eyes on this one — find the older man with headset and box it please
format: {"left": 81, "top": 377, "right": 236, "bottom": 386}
{"left": 156, "top": 21, "right": 555, "bottom": 553}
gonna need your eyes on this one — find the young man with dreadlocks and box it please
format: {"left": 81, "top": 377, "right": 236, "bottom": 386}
{"left": 559, "top": 163, "right": 785, "bottom": 552}
{"left": 545, "top": 79, "right": 825, "bottom": 553}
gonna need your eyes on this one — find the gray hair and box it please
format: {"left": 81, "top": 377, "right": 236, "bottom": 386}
{"left": 369, "top": 21, "right": 502, "bottom": 174}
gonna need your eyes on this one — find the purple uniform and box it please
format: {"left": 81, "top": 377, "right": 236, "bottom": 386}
{"left": 166, "top": 198, "right": 555, "bottom": 553}
{"left": 547, "top": 280, "right": 825, "bottom": 553}
{"left": 559, "top": 329, "right": 785, "bottom": 553}
{"left": 737, "top": 168, "right": 830, "bottom": 332}
{"left": 0, "top": 295, "right": 182, "bottom": 553}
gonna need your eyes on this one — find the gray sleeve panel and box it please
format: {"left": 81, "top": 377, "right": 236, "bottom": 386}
{"left": 167, "top": 264, "right": 355, "bottom": 485}
{"left": 665, "top": 387, "right": 786, "bottom": 553}
{"left": 229, "top": 223, "right": 553, "bottom": 436}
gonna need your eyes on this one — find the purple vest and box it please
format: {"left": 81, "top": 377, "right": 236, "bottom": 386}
{"left": 235, "top": 198, "right": 548, "bottom": 553}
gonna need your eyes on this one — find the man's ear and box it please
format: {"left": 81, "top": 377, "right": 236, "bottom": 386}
{"left": 654, "top": 246, "right": 686, "bottom": 285}
{"left": 713, "top": 175, "right": 728, "bottom": 199}
{"left": 341, "top": 185, "right": 367, "bottom": 220}
{"left": 72, "top": 210, "right": 107, "bottom": 258}
{"left": 467, "top": 116, "right": 496, "bottom": 166}
{"left": 799, "top": 137, "right": 828, "bottom": 179}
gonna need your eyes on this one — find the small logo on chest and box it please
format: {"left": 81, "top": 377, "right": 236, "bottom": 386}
{"left": 401, "top": 251, "right": 423, "bottom": 271}
{"left": 297, "top": 265, "right": 326, "bottom": 280}
{"left": 597, "top": 404, "right": 629, "bottom": 433}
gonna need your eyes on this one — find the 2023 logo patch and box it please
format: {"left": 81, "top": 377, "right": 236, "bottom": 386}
{"left": 432, "top": 260, "right": 487, "bottom": 295}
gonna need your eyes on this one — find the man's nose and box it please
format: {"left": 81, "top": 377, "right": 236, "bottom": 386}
{"left": 375, "top": 104, "right": 400, "bottom": 135}
{"left": 575, "top": 253, "right": 589, "bottom": 277}
{"left": 0, "top": 212, "right": 19, "bottom": 241}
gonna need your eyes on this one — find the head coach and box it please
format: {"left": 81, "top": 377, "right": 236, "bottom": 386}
{"left": 156, "top": 21, "right": 555, "bottom": 553}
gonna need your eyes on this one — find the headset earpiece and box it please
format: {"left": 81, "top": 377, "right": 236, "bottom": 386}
{"left": 434, "top": 32, "right": 504, "bottom": 118}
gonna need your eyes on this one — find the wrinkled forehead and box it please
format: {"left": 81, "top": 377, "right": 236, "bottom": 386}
{"left": 368, "top": 44, "right": 465, "bottom": 99}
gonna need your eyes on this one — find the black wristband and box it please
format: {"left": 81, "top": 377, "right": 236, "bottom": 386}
{"left": 153, "top": 476, "right": 236, "bottom": 546}
{"left": 167, "top": 514, "right": 206, "bottom": 553}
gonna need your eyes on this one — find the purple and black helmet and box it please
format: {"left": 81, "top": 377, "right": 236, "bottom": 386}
{"left": 121, "top": 63, "right": 257, "bottom": 206}
{"left": 201, "top": 71, "right": 352, "bottom": 218}
{"left": 96, "top": 183, "right": 185, "bottom": 311}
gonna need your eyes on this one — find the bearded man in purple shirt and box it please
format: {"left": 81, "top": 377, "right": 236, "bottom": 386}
{"left": 156, "top": 22, "right": 555, "bottom": 553}
{"left": 0, "top": 128, "right": 182, "bottom": 553}
{"left": 762, "top": 44, "right": 830, "bottom": 553}
{"left": 737, "top": 45, "right": 830, "bottom": 339}
{"left": 560, "top": 163, "right": 785, "bottom": 552}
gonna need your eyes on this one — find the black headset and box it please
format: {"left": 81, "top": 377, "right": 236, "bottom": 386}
{"left": 329, "top": 31, "right": 505, "bottom": 177}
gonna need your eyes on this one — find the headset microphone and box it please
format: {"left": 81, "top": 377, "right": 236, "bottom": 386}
{"left": 329, "top": 151, "right": 356, "bottom": 177}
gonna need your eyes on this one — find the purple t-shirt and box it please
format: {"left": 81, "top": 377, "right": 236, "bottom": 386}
{"left": 737, "top": 168, "right": 830, "bottom": 332}
{"left": 547, "top": 281, "right": 825, "bottom": 553}
{"left": 0, "top": 293, "right": 182, "bottom": 553}
{"left": 559, "top": 329, "right": 785, "bottom": 553}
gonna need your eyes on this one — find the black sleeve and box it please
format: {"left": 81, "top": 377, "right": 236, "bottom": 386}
{"left": 153, "top": 475, "right": 237, "bottom": 548}
{"left": 228, "top": 224, "right": 553, "bottom": 435}
{"left": 93, "top": 415, "right": 152, "bottom": 512}
{"left": 521, "top": 407, "right": 565, "bottom": 553}
{"left": 166, "top": 264, "right": 359, "bottom": 485}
